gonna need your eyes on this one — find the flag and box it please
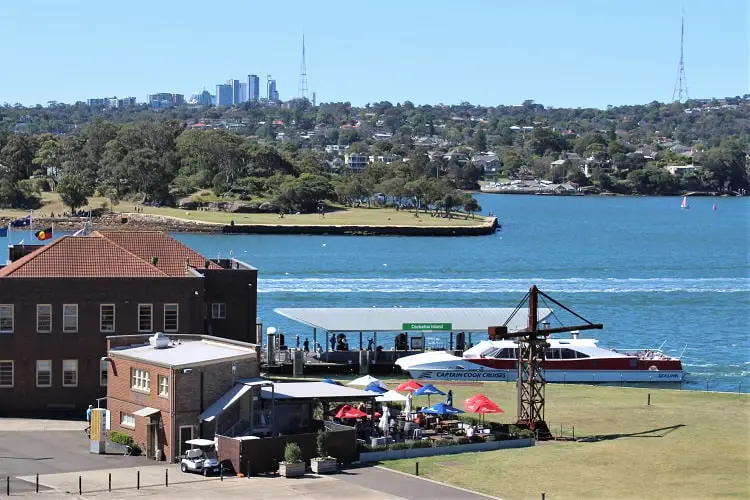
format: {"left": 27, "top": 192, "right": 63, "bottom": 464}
{"left": 0, "top": 226, "right": 7, "bottom": 237}
{"left": 35, "top": 227, "right": 53, "bottom": 241}
{"left": 10, "top": 216, "right": 31, "bottom": 227}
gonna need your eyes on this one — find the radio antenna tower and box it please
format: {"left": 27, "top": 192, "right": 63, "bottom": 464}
{"left": 672, "top": 11, "right": 689, "bottom": 102}
{"left": 298, "top": 34, "right": 309, "bottom": 100}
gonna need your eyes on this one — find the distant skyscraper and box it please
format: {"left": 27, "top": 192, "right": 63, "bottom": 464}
{"left": 312, "top": 92, "right": 316, "bottom": 106}
{"left": 216, "top": 84, "right": 233, "bottom": 106}
{"left": 248, "top": 74, "right": 260, "bottom": 101}
{"left": 227, "top": 79, "right": 241, "bottom": 105}
{"left": 267, "top": 79, "right": 278, "bottom": 102}
{"left": 193, "top": 90, "right": 212, "bottom": 106}
{"left": 238, "top": 83, "right": 249, "bottom": 103}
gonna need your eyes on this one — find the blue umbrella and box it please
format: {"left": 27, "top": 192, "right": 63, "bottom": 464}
{"left": 421, "top": 402, "right": 465, "bottom": 415}
{"left": 413, "top": 384, "right": 446, "bottom": 404}
{"left": 321, "top": 378, "right": 342, "bottom": 385}
{"left": 365, "top": 381, "right": 388, "bottom": 394}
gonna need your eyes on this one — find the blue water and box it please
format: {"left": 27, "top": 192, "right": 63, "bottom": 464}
{"left": 8, "top": 195, "right": 746, "bottom": 391}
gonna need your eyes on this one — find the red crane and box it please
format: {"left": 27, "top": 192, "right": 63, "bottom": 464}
{"left": 488, "top": 285, "right": 603, "bottom": 439}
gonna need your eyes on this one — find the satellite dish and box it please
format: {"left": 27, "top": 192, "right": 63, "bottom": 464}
{"left": 267, "top": 327, "right": 277, "bottom": 335}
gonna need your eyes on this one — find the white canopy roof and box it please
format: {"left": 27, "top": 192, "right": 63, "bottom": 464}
{"left": 198, "top": 378, "right": 272, "bottom": 422}
{"left": 376, "top": 390, "right": 408, "bottom": 403}
{"left": 348, "top": 375, "right": 386, "bottom": 388}
{"left": 260, "top": 382, "right": 377, "bottom": 400}
{"left": 274, "top": 307, "right": 552, "bottom": 332}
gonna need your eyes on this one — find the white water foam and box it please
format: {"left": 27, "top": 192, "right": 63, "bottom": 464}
{"left": 258, "top": 277, "right": 750, "bottom": 294}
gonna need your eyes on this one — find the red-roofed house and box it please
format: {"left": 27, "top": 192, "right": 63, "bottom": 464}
{"left": 0, "top": 231, "right": 258, "bottom": 415}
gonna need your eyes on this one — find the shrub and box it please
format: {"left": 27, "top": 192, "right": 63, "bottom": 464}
{"left": 389, "top": 442, "right": 414, "bottom": 451}
{"left": 316, "top": 430, "right": 328, "bottom": 458}
{"left": 485, "top": 434, "right": 497, "bottom": 442}
{"left": 109, "top": 431, "right": 136, "bottom": 448}
{"left": 431, "top": 438, "right": 455, "bottom": 448}
{"left": 283, "top": 442, "right": 303, "bottom": 464}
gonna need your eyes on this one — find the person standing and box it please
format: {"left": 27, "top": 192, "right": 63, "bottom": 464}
{"left": 303, "top": 338, "right": 309, "bottom": 353}
{"left": 85, "top": 405, "right": 93, "bottom": 437}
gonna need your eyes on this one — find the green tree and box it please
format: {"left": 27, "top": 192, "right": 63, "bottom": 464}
{"left": 472, "top": 129, "right": 487, "bottom": 152}
{"left": 57, "top": 171, "right": 90, "bottom": 213}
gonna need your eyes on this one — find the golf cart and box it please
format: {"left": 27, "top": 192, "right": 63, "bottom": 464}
{"left": 180, "top": 439, "right": 220, "bottom": 476}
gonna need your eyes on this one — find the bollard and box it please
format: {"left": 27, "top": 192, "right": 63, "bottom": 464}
{"left": 415, "top": 461, "right": 419, "bottom": 476}
{"left": 166, "top": 468, "right": 169, "bottom": 487}
{"left": 247, "top": 460, "right": 252, "bottom": 478}
{"left": 137, "top": 470, "right": 140, "bottom": 490}
{"left": 542, "top": 493, "right": 546, "bottom": 500}
{"left": 220, "top": 466, "right": 224, "bottom": 481}
{"left": 560, "top": 424, "right": 563, "bottom": 439}
{"left": 109, "top": 473, "right": 111, "bottom": 492}
{"left": 36, "top": 473, "right": 39, "bottom": 493}
{"left": 572, "top": 425, "right": 575, "bottom": 440}
{"left": 78, "top": 476, "right": 82, "bottom": 496}
{"left": 7, "top": 475, "right": 10, "bottom": 496}
{"left": 648, "top": 393, "right": 651, "bottom": 406}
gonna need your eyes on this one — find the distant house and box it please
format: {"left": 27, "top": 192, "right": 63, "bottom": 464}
{"left": 665, "top": 165, "right": 701, "bottom": 176}
{"left": 442, "top": 152, "right": 469, "bottom": 164}
{"left": 344, "top": 153, "right": 368, "bottom": 173}
{"left": 550, "top": 159, "right": 566, "bottom": 170}
{"left": 368, "top": 154, "right": 399, "bottom": 164}
{"left": 472, "top": 154, "right": 501, "bottom": 172}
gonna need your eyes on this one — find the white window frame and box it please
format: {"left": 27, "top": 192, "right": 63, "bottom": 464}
{"left": 100, "top": 359, "right": 108, "bottom": 387}
{"left": 36, "top": 360, "right": 52, "bottom": 387}
{"left": 36, "top": 304, "right": 52, "bottom": 333}
{"left": 130, "top": 368, "right": 150, "bottom": 392}
{"left": 211, "top": 303, "right": 226, "bottom": 319}
{"left": 62, "top": 359, "right": 78, "bottom": 387}
{"left": 0, "top": 360, "right": 14, "bottom": 387}
{"left": 120, "top": 413, "right": 135, "bottom": 429}
{"left": 158, "top": 375, "right": 169, "bottom": 397}
{"left": 100, "top": 304, "right": 115, "bottom": 333}
{"left": 163, "top": 304, "right": 179, "bottom": 332}
{"left": 138, "top": 304, "right": 153, "bottom": 333}
{"left": 0, "top": 305, "right": 14, "bottom": 333}
{"left": 62, "top": 304, "right": 78, "bottom": 333}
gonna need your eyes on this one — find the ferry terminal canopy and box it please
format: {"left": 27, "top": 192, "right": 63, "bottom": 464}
{"left": 273, "top": 307, "right": 553, "bottom": 333}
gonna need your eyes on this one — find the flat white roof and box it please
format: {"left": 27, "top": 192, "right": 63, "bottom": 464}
{"left": 274, "top": 308, "right": 552, "bottom": 333}
{"left": 261, "top": 382, "right": 377, "bottom": 400}
{"left": 110, "top": 339, "right": 255, "bottom": 368}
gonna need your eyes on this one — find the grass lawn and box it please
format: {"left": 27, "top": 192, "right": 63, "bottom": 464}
{"left": 0, "top": 193, "right": 489, "bottom": 227}
{"left": 367, "top": 380, "right": 749, "bottom": 500}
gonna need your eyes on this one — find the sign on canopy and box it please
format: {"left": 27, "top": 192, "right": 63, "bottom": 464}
{"left": 402, "top": 323, "right": 452, "bottom": 331}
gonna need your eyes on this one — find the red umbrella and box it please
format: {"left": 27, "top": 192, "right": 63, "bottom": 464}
{"left": 335, "top": 405, "right": 368, "bottom": 419}
{"left": 464, "top": 393, "right": 491, "bottom": 407}
{"left": 396, "top": 380, "right": 424, "bottom": 392}
{"left": 463, "top": 395, "right": 503, "bottom": 425}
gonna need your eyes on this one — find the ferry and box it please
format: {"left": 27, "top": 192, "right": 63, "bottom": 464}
{"left": 395, "top": 333, "right": 685, "bottom": 383}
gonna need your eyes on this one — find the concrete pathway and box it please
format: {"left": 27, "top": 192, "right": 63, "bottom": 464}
{"left": 0, "top": 419, "right": 86, "bottom": 432}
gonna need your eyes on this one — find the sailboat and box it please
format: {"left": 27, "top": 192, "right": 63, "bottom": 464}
{"left": 680, "top": 196, "right": 690, "bottom": 210}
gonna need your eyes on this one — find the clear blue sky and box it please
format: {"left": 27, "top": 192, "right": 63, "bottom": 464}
{"left": 1, "top": 0, "right": 747, "bottom": 108}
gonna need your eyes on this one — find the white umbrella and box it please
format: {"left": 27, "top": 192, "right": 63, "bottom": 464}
{"left": 379, "top": 405, "right": 391, "bottom": 436}
{"left": 348, "top": 375, "right": 386, "bottom": 389}
{"left": 376, "top": 390, "right": 408, "bottom": 403}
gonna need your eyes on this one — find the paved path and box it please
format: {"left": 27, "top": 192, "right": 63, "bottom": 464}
{"left": 0, "top": 419, "right": 86, "bottom": 432}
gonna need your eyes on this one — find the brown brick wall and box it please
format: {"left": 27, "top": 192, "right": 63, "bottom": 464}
{"left": 0, "top": 267, "right": 258, "bottom": 415}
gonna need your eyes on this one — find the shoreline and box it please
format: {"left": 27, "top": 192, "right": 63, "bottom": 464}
{"left": 1, "top": 213, "right": 499, "bottom": 237}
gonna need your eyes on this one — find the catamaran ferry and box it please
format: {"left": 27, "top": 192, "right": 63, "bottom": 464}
{"left": 395, "top": 334, "right": 685, "bottom": 383}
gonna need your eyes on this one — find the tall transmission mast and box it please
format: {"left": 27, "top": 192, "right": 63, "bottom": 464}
{"left": 299, "top": 34, "right": 309, "bottom": 100}
{"left": 672, "top": 11, "right": 689, "bottom": 102}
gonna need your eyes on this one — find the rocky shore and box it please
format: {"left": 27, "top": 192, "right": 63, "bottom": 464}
{"left": 1, "top": 213, "right": 499, "bottom": 237}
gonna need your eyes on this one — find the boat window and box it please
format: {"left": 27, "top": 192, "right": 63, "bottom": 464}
{"left": 497, "top": 348, "right": 515, "bottom": 359}
{"left": 560, "top": 348, "right": 576, "bottom": 359}
{"left": 479, "top": 346, "right": 497, "bottom": 357}
{"left": 574, "top": 350, "right": 590, "bottom": 359}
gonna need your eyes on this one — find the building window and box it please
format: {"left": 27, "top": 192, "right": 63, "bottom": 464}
{"left": 163, "top": 304, "right": 179, "bottom": 332}
{"left": 63, "top": 304, "right": 78, "bottom": 333}
{"left": 0, "top": 305, "right": 14, "bottom": 333}
{"left": 37, "top": 304, "right": 52, "bottom": 333}
{"left": 36, "top": 360, "right": 52, "bottom": 387}
{"left": 100, "top": 359, "right": 108, "bottom": 387}
{"left": 131, "top": 368, "right": 150, "bottom": 392}
{"left": 120, "top": 413, "right": 135, "bottom": 429}
{"left": 62, "top": 359, "right": 78, "bottom": 387}
{"left": 211, "top": 303, "right": 226, "bottom": 319}
{"left": 138, "top": 304, "right": 153, "bottom": 332}
{"left": 0, "top": 361, "right": 13, "bottom": 387}
{"left": 158, "top": 375, "right": 169, "bottom": 397}
{"left": 100, "top": 304, "right": 115, "bottom": 333}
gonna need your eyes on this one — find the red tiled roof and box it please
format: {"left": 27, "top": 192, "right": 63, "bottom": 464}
{"left": 94, "top": 231, "right": 222, "bottom": 276}
{"left": 0, "top": 237, "right": 170, "bottom": 278}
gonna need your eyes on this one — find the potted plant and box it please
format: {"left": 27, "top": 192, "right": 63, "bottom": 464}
{"left": 310, "top": 429, "right": 337, "bottom": 474}
{"left": 279, "top": 442, "right": 306, "bottom": 478}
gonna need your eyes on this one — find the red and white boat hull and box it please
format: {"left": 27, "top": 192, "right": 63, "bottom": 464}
{"left": 408, "top": 367, "right": 685, "bottom": 383}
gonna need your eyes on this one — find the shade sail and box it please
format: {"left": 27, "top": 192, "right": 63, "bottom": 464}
{"left": 198, "top": 379, "right": 271, "bottom": 422}
{"left": 133, "top": 407, "right": 159, "bottom": 417}
{"left": 376, "top": 390, "right": 408, "bottom": 403}
{"left": 274, "top": 307, "right": 552, "bottom": 333}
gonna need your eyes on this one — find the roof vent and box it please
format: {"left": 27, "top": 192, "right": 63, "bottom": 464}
{"left": 149, "top": 332, "right": 170, "bottom": 349}
{"left": 152, "top": 256, "right": 159, "bottom": 266}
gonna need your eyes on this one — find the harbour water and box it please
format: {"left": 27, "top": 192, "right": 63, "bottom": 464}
{"left": 7, "top": 195, "right": 745, "bottom": 392}
{"left": 174, "top": 195, "right": 749, "bottom": 393}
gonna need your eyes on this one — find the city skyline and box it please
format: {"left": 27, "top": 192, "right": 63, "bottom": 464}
{"left": 1, "top": 0, "right": 747, "bottom": 108}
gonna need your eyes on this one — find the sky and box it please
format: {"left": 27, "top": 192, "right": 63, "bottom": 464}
{"left": 1, "top": 0, "right": 747, "bottom": 108}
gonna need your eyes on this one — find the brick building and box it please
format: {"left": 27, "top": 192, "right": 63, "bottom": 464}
{"left": 0, "top": 231, "right": 258, "bottom": 416}
{"left": 105, "top": 333, "right": 260, "bottom": 462}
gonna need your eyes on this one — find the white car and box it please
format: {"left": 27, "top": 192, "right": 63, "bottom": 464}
{"left": 180, "top": 439, "right": 220, "bottom": 476}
